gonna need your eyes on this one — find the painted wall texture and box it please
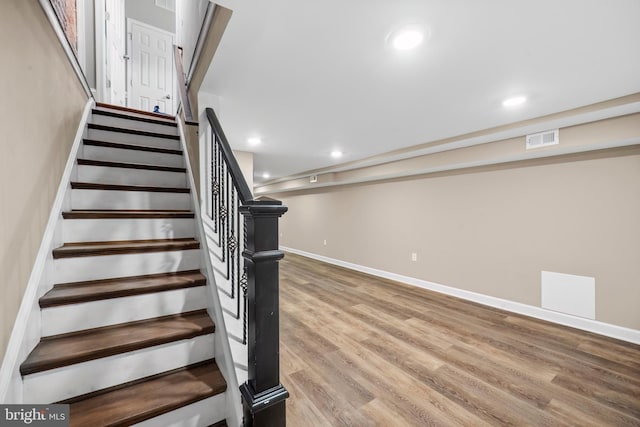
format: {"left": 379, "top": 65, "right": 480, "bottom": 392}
{"left": 0, "top": 0, "right": 87, "bottom": 360}
{"left": 274, "top": 116, "right": 640, "bottom": 330}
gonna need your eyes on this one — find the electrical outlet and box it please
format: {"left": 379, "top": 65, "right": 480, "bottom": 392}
{"left": 411, "top": 252, "right": 418, "bottom": 262}
{"left": 323, "top": 239, "right": 327, "bottom": 246}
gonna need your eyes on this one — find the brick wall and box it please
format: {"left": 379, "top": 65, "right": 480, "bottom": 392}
{"left": 50, "top": 0, "right": 77, "bottom": 51}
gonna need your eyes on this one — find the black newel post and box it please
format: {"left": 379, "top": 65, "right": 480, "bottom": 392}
{"left": 239, "top": 200, "right": 289, "bottom": 427}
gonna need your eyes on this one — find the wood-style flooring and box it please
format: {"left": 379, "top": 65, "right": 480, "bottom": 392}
{"left": 279, "top": 252, "right": 640, "bottom": 426}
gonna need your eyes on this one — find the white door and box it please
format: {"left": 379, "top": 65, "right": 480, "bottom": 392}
{"left": 104, "top": 0, "right": 126, "bottom": 105}
{"left": 128, "top": 19, "right": 175, "bottom": 114}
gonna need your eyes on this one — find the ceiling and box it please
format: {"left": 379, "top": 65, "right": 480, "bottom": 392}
{"left": 201, "top": 0, "right": 640, "bottom": 184}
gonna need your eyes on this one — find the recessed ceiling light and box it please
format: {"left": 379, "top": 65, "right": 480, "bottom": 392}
{"left": 502, "top": 96, "right": 527, "bottom": 107}
{"left": 331, "top": 150, "right": 343, "bottom": 159}
{"left": 248, "top": 137, "right": 262, "bottom": 146}
{"left": 389, "top": 26, "right": 425, "bottom": 50}
{"left": 262, "top": 172, "right": 270, "bottom": 179}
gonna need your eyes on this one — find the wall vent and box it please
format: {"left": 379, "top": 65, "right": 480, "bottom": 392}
{"left": 526, "top": 129, "right": 559, "bottom": 150}
{"left": 309, "top": 175, "right": 318, "bottom": 183}
{"left": 541, "top": 271, "right": 595, "bottom": 319}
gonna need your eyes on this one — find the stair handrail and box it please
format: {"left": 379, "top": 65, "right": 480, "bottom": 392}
{"left": 173, "top": 45, "right": 197, "bottom": 124}
{"left": 206, "top": 108, "right": 253, "bottom": 203}
{"left": 205, "top": 107, "right": 289, "bottom": 426}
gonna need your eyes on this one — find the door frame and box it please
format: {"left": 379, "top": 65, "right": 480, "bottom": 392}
{"left": 95, "top": 0, "right": 127, "bottom": 104}
{"left": 126, "top": 18, "right": 176, "bottom": 113}
{"left": 95, "top": 0, "right": 106, "bottom": 102}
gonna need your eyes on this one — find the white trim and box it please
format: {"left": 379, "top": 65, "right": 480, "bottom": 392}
{"left": 281, "top": 246, "right": 640, "bottom": 345}
{"left": 0, "top": 99, "right": 95, "bottom": 403}
{"left": 176, "top": 119, "right": 242, "bottom": 427}
{"left": 95, "top": 0, "right": 106, "bottom": 102}
{"left": 38, "top": 0, "right": 92, "bottom": 98}
{"left": 76, "top": 0, "right": 86, "bottom": 72}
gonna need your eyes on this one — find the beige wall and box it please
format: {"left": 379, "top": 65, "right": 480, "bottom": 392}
{"left": 233, "top": 150, "right": 254, "bottom": 194}
{"left": 0, "top": 0, "right": 88, "bottom": 359}
{"left": 274, "top": 122, "right": 640, "bottom": 330}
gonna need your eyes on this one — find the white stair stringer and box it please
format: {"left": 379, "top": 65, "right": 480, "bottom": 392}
{"left": 205, "top": 214, "right": 250, "bottom": 389}
{"left": 23, "top": 334, "right": 215, "bottom": 403}
{"left": 90, "top": 113, "right": 178, "bottom": 135}
{"left": 82, "top": 144, "right": 185, "bottom": 167}
{"left": 54, "top": 249, "right": 201, "bottom": 283}
{"left": 41, "top": 286, "right": 209, "bottom": 336}
{"left": 133, "top": 394, "right": 227, "bottom": 427}
{"left": 71, "top": 188, "right": 191, "bottom": 210}
{"left": 77, "top": 164, "right": 187, "bottom": 187}
{"left": 87, "top": 128, "right": 181, "bottom": 150}
{"left": 62, "top": 217, "right": 195, "bottom": 243}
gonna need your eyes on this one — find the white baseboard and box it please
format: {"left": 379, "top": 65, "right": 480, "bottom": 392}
{"left": 0, "top": 99, "right": 94, "bottom": 403}
{"left": 281, "top": 246, "right": 640, "bottom": 345}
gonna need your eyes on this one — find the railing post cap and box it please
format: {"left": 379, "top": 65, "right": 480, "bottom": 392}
{"left": 240, "top": 200, "right": 288, "bottom": 217}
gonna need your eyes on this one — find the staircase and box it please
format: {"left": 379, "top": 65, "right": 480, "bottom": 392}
{"left": 19, "top": 104, "right": 231, "bottom": 426}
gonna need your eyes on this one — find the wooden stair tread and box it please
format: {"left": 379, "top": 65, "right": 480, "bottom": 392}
{"left": 40, "top": 270, "right": 206, "bottom": 308}
{"left": 62, "top": 210, "right": 195, "bottom": 219}
{"left": 70, "top": 181, "right": 190, "bottom": 193}
{"left": 88, "top": 123, "right": 180, "bottom": 140}
{"left": 92, "top": 108, "right": 177, "bottom": 127}
{"left": 95, "top": 102, "right": 176, "bottom": 121}
{"left": 64, "top": 360, "right": 226, "bottom": 427}
{"left": 21, "top": 311, "right": 214, "bottom": 375}
{"left": 83, "top": 139, "right": 182, "bottom": 155}
{"left": 52, "top": 238, "right": 200, "bottom": 258}
{"left": 77, "top": 158, "right": 186, "bottom": 173}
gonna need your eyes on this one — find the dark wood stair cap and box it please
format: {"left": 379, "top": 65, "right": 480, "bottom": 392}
{"left": 92, "top": 108, "right": 177, "bottom": 127}
{"left": 70, "top": 181, "right": 190, "bottom": 193}
{"left": 83, "top": 139, "right": 183, "bottom": 156}
{"left": 88, "top": 123, "right": 180, "bottom": 140}
{"left": 41, "top": 270, "right": 206, "bottom": 308}
{"left": 95, "top": 102, "right": 176, "bottom": 121}
{"left": 21, "top": 310, "right": 215, "bottom": 376}
{"left": 62, "top": 360, "right": 226, "bottom": 426}
{"left": 52, "top": 238, "right": 200, "bottom": 259}
{"left": 62, "top": 210, "right": 195, "bottom": 219}
{"left": 77, "top": 158, "right": 186, "bottom": 173}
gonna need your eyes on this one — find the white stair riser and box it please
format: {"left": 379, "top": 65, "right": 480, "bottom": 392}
{"left": 133, "top": 394, "right": 226, "bottom": 427}
{"left": 71, "top": 189, "right": 191, "bottom": 210}
{"left": 91, "top": 114, "right": 178, "bottom": 136}
{"left": 23, "top": 335, "right": 215, "bottom": 403}
{"left": 77, "top": 165, "right": 187, "bottom": 187}
{"left": 54, "top": 249, "right": 201, "bottom": 283}
{"left": 82, "top": 144, "right": 184, "bottom": 168}
{"left": 88, "top": 129, "right": 180, "bottom": 150}
{"left": 42, "top": 287, "right": 209, "bottom": 336}
{"left": 63, "top": 217, "right": 195, "bottom": 242}
{"left": 222, "top": 309, "right": 247, "bottom": 345}
{"left": 229, "top": 336, "right": 249, "bottom": 386}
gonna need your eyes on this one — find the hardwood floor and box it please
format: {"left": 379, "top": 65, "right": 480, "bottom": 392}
{"left": 279, "top": 252, "right": 640, "bottom": 426}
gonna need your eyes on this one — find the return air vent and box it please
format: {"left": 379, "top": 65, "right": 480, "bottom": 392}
{"left": 526, "top": 129, "right": 559, "bottom": 150}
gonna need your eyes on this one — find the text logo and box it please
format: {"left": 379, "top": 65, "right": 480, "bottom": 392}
{"left": 1, "top": 405, "right": 69, "bottom": 426}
